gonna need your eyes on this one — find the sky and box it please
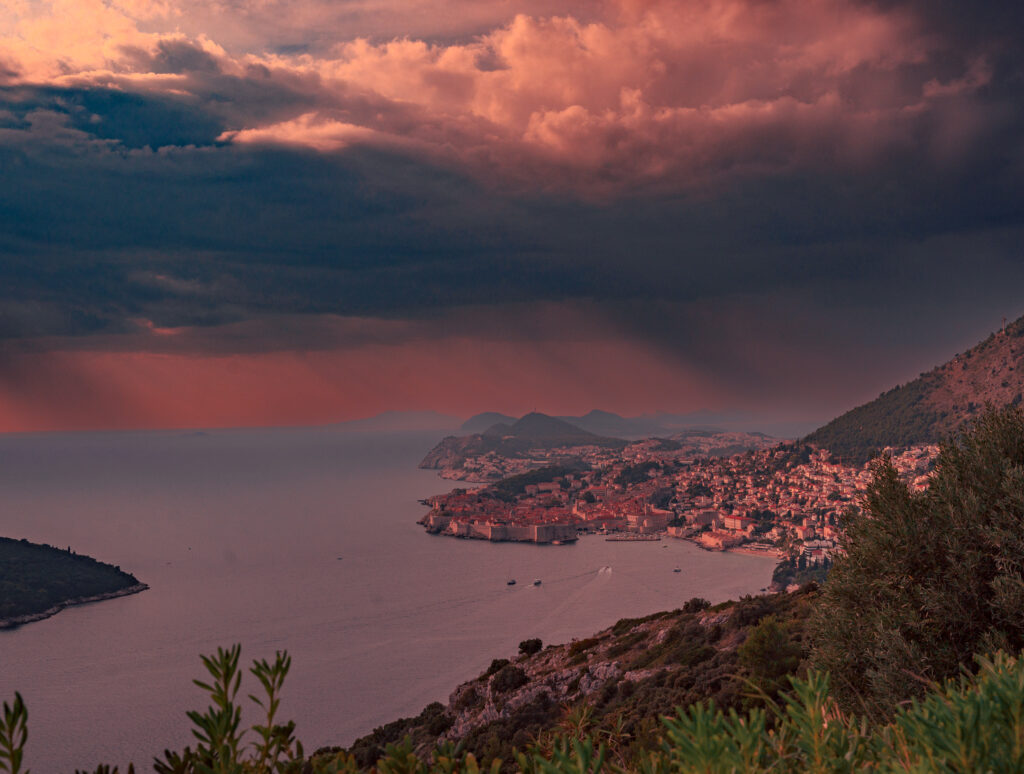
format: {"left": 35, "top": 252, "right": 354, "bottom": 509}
{"left": 0, "top": 0, "right": 1022, "bottom": 433}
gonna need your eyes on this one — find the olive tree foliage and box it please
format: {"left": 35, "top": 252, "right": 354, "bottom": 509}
{"left": 738, "top": 615, "right": 803, "bottom": 700}
{"left": 0, "top": 694, "right": 29, "bottom": 774}
{"left": 809, "top": 405, "right": 1024, "bottom": 717}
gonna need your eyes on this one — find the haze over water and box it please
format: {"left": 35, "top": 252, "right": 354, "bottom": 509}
{"left": 0, "top": 427, "right": 775, "bottom": 772}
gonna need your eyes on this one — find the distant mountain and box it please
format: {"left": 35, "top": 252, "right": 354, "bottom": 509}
{"left": 501, "top": 412, "right": 597, "bottom": 441}
{"left": 461, "top": 409, "right": 815, "bottom": 440}
{"left": 805, "top": 316, "right": 1024, "bottom": 463}
{"left": 556, "top": 409, "right": 665, "bottom": 438}
{"left": 460, "top": 412, "right": 517, "bottom": 434}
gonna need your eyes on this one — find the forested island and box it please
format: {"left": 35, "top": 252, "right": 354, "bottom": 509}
{"left": 0, "top": 537, "right": 147, "bottom": 629}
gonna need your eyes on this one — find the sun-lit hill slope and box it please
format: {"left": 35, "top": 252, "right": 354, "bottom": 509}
{"left": 805, "top": 316, "right": 1024, "bottom": 463}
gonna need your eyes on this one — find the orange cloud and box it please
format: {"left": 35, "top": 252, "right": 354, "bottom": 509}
{"left": 1, "top": 0, "right": 992, "bottom": 192}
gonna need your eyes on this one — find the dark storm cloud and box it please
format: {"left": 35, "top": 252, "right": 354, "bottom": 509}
{"left": 0, "top": 84, "right": 1021, "bottom": 353}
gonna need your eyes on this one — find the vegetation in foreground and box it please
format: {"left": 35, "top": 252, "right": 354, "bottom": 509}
{"left": 0, "top": 537, "right": 144, "bottom": 624}
{"left": 8, "top": 645, "right": 1024, "bottom": 773}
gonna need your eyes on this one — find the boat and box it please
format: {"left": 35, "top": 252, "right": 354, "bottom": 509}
{"left": 532, "top": 579, "right": 542, "bottom": 586}
{"left": 507, "top": 579, "right": 516, "bottom": 586}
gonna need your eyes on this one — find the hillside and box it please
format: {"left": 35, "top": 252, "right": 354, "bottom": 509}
{"left": 805, "top": 316, "right": 1024, "bottom": 463}
{"left": 0, "top": 537, "right": 147, "bottom": 628}
{"left": 335, "top": 587, "right": 817, "bottom": 767}
{"left": 498, "top": 412, "right": 599, "bottom": 441}
{"left": 419, "top": 413, "right": 627, "bottom": 476}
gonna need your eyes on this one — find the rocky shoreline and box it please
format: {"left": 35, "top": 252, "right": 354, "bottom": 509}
{"left": 0, "top": 582, "right": 150, "bottom": 630}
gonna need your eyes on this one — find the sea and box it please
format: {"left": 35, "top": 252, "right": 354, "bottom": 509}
{"left": 0, "top": 426, "right": 777, "bottom": 772}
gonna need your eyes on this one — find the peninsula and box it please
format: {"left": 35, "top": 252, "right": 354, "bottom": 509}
{"left": 0, "top": 537, "right": 148, "bottom": 629}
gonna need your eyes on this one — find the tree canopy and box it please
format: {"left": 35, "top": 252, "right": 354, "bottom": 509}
{"left": 810, "top": 405, "right": 1024, "bottom": 716}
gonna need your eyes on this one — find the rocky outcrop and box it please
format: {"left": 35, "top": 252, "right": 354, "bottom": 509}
{"left": 341, "top": 588, "right": 819, "bottom": 766}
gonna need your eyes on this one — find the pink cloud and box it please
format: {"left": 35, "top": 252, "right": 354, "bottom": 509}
{"left": 218, "top": 112, "right": 385, "bottom": 151}
{"left": 0, "top": 0, "right": 997, "bottom": 191}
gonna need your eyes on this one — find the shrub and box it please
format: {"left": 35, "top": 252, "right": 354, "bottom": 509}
{"left": 483, "top": 658, "right": 510, "bottom": 678}
{"left": 518, "top": 638, "right": 543, "bottom": 656}
{"left": 453, "top": 686, "right": 482, "bottom": 712}
{"left": 568, "top": 637, "right": 601, "bottom": 659}
{"left": 682, "top": 597, "right": 710, "bottom": 614}
{"left": 606, "top": 631, "right": 646, "bottom": 658}
{"left": 738, "top": 615, "right": 803, "bottom": 699}
{"left": 490, "top": 665, "right": 528, "bottom": 694}
{"left": 811, "top": 405, "right": 1024, "bottom": 717}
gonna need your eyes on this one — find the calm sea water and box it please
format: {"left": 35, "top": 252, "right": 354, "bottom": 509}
{"left": 0, "top": 427, "right": 776, "bottom": 772}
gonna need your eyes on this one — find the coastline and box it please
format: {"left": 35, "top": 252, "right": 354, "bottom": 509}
{"left": 0, "top": 582, "right": 150, "bottom": 630}
{"left": 672, "top": 534, "right": 783, "bottom": 559}
{"left": 722, "top": 545, "right": 784, "bottom": 558}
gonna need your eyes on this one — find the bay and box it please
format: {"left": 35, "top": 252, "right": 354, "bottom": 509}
{"left": 0, "top": 426, "right": 776, "bottom": 772}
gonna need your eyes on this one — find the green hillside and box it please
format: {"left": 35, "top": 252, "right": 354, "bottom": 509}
{"left": 803, "top": 376, "right": 945, "bottom": 463}
{"left": 805, "top": 315, "right": 1024, "bottom": 463}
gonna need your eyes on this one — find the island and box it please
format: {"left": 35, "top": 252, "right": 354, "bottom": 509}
{"left": 0, "top": 537, "right": 148, "bottom": 629}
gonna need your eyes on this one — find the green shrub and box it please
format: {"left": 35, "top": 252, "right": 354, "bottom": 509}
{"left": 519, "top": 639, "right": 543, "bottom": 656}
{"left": 681, "top": 598, "right": 710, "bottom": 614}
{"left": 490, "top": 665, "right": 528, "bottom": 694}
{"left": 568, "top": 637, "right": 602, "bottom": 659}
{"left": 810, "top": 405, "right": 1024, "bottom": 717}
{"left": 453, "top": 686, "right": 483, "bottom": 712}
{"left": 483, "top": 659, "right": 510, "bottom": 678}
{"left": 738, "top": 615, "right": 803, "bottom": 699}
{"left": 606, "top": 631, "right": 646, "bottom": 659}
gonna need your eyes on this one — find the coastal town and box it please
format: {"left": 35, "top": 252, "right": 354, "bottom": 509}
{"left": 419, "top": 438, "right": 940, "bottom": 587}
